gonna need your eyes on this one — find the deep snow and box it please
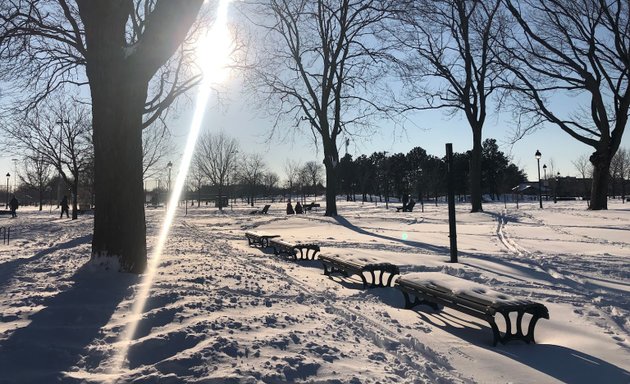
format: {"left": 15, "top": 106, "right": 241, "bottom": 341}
{"left": 0, "top": 199, "right": 629, "bottom": 383}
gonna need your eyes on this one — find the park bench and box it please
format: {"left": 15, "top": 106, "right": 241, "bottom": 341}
{"left": 396, "top": 200, "right": 416, "bottom": 212}
{"left": 268, "top": 238, "right": 321, "bottom": 260}
{"left": 303, "top": 202, "right": 321, "bottom": 212}
{"left": 245, "top": 231, "right": 280, "bottom": 248}
{"left": 396, "top": 272, "right": 549, "bottom": 346}
{"left": 319, "top": 254, "right": 400, "bottom": 288}
{"left": 250, "top": 204, "right": 271, "bottom": 215}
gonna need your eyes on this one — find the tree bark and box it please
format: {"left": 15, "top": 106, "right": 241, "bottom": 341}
{"left": 322, "top": 138, "right": 339, "bottom": 216}
{"left": 469, "top": 127, "right": 483, "bottom": 212}
{"left": 590, "top": 151, "right": 611, "bottom": 210}
{"left": 77, "top": 0, "right": 202, "bottom": 273}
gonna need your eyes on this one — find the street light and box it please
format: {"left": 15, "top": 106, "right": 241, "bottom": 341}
{"left": 535, "top": 150, "right": 542, "bottom": 209}
{"left": 167, "top": 161, "right": 173, "bottom": 193}
{"left": 5, "top": 172, "right": 10, "bottom": 208}
{"left": 554, "top": 172, "right": 560, "bottom": 203}
{"left": 542, "top": 164, "right": 547, "bottom": 200}
{"left": 56, "top": 119, "right": 69, "bottom": 201}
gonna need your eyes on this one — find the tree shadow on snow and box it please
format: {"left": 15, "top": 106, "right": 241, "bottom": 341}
{"left": 405, "top": 307, "right": 630, "bottom": 384}
{"left": 333, "top": 215, "right": 451, "bottom": 254}
{"left": 0, "top": 234, "right": 93, "bottom": 294}
{"left": 0, "top": 260, "right": 139, "bottom": 383}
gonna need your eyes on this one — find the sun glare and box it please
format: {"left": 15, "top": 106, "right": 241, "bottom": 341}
{"left": 197, "top": 0, "right": 234, "bottom": 85}
{"left": 107, "top": 0, "right": 234, "bottom": 379}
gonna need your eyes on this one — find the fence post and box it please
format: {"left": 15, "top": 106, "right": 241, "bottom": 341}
{"left": 0, "top": 226, "right": 9, "bottom": 245}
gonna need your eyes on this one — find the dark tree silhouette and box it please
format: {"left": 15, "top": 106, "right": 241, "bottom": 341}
{"left": 0, "top": 1, "right": 203, "bottom": 272}
{"left": 393, "top": 0, "right": 508, "bottom": 212}
{"left": 244, "top": 0, "right": 401, "bottom": 216}
{"left": 502, "top": 0, "right": 629, "bottom": 210}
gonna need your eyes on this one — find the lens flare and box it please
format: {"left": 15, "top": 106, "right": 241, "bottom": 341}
{"left": 107, "top": 0, "right": 234, "bottom": 379}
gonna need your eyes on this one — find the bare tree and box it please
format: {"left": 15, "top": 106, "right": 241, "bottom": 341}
{"left": 573, "top": 153, "right": 593, "bottom": 206}
{"left": 189, "top": 160, "right": 206, "bottom": 207}
{"left": 142, "top": 123, "right": 177, "bottom": 181}
{"left": 302, "top": 161, "right": 323, "bottom": 199}
{"left": 19, "top": 154, "right": 54, "bottom": 211}
{"left": 502, "top": 0, "right": 630, "bottom": 210}
{"left": 0, "top": 1, "right": 204, "bottom": 272}
{"left": 262, "top": 171, "right": 279, "bottom": 197}
{"left": 5, "top": 101, "right": 92, "bottom": 219}
{"left": 611, "top": 148, "right": 628, "bottom": 202}
{"left": 394, "top": 0, "right": 507, "bottom": 212}
{"left": 244, "top": 0, "right": 401, "bottom": 216}
{"left": 283, "top": 159, "right": 302, "bottom": 201}
{"left": 238, "top": 153, "right": 266, "bottom": 207}
{"left": 195, "top": 130, "right": 240, "bottom": 210}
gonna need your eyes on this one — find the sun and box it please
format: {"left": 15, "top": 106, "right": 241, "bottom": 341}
{"left": 197, "top": 0, "right": 233, "bottom": 85}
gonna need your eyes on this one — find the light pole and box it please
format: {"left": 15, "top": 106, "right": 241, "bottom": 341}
{"left": 5, "top": 172, "right": 10, "bottom": 208}
{"left": 55, "top": 119, "right": 69, "bottom": 201}
{"left": 11, "top": 158, "right": 17, "bottom": 194}
{"left": 535, "top": 150, "right": 542, "bottom": 208}
{"left": 542, "top": 164, "right": 547, "bottom": 200}
{"left": 167, "top": 161, "right": 173, "bottom": 207}
{"left": 554, "top": 172, "right": 560, "bottom": 203}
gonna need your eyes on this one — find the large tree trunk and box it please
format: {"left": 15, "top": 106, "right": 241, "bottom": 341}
{"left": 469, "top": 127, "right": 483, "bottom": 212}
{"left": 90, "top": 76, "right": 148, "bottom": 273}
{"left": 322, "top": 139, "right": 339, "bottom": 216}
{"left": 589, "top": 151, "right": 611, "bottom": 210}
{"left": 78, "top": 0, "right": 202, "bottom": 273}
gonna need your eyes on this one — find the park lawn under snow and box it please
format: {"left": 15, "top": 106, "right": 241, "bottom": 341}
{"left": 0, "top": 199, "right": 629, "bottom": 383}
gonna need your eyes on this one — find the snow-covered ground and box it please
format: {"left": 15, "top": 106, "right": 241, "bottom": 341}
{"left": 0, "top": 199, "right": 629, "bottom": 383}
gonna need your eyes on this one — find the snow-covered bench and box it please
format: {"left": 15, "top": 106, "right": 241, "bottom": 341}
{"left": 268, "top": 238, "right": 320, "bottom": 260}
{"left": 396, "top": 272, "right": 549, "bottom": 346}
{"left": 319, "top": 254, "right": 400, "bottom": 288}
{"left": 245, "top": 231, "right": 280, "bottom": 248}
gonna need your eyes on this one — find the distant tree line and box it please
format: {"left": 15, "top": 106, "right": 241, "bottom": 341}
{"left": 337, "top": 139, "right": 527, "bottom": 204}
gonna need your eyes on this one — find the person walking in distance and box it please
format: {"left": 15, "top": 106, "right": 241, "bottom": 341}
{"left": 59, "top": 195, "right": 70, "bottom": 218}
{"left": 9, "top": 195, "right": 19, "bottom": 218}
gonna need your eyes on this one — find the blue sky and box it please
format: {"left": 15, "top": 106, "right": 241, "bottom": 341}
{"left": 159, "top": 75, "right": 623, "bottom": 186}
{"left": 3, "top": 83, "right": 624, "bottom": 191}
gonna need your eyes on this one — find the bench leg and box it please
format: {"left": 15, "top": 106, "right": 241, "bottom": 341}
{"left": 384, "top": 272, "right": 397, "bottom": 287}
{"left": 304, "top": 248, "right": 319, "bottom": 260}
{"left": 359, "top": 272, "right": 369, "bottom": 288}
{"left": 401, "top": 291, "right": 439, "bottom": 311}
{"left": 492, "top": 310, "right": 543, "bottom": 346}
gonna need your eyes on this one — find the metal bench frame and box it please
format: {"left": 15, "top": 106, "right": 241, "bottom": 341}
{"left": 396, "top": 277, "right": 549, "bottom": 346}
{"left": 268, "top": 239, "right": 320, "bottom": 260}
{"left": 245, "top": 231, "right": 279, "bottom": 248}
{"left": 319, "top": 254, "right": 399, "bottom": 288}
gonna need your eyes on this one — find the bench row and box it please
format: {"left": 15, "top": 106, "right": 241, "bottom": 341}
{"left": 244, "top": 230, "right": 549, "bottom": 346}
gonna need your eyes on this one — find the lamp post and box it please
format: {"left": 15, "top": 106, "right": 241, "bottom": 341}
{"left": 56, "top": 119, "right": 69, "bottom": 201}
{"left": 542, "top": 164, "right": 547, "bottom": 200}
{"left": 5, "top": 172, "right": 10, "bottom": 208}
{"left": 535, "top": 150, "right": 542, "bottom": 208}
{"left": 554, "top": 172, "right": 560, "bottom": 203}
{"left": 167, "top": 161, "right": 173, "bottom": 207}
